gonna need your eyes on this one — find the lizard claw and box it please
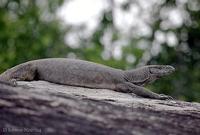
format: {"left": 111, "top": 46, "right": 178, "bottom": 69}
{"left": 159, "top": 94, "right": 173, "bottom": 100}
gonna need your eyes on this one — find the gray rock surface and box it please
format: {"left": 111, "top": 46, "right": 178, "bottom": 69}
{"left": 0, "top": 81, "right": 200, "bottom": 135}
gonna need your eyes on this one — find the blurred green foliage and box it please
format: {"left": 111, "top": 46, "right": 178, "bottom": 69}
{"left": 0, "top": 0, "right": 70, "bottom": 71}
{"left": 0, "top": 0, "right": 199, "bottom": 102}
{"left": 148, "top": 1, "right": 200, "bottom": 102}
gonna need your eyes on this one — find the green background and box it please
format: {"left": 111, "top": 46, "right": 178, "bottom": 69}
{"left": 0, "top": 0, "right": 200, "bottom": 102}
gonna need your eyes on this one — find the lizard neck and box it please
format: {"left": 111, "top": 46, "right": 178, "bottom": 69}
{"left": 124, "top": 68, "right": 150, "bottom": 86}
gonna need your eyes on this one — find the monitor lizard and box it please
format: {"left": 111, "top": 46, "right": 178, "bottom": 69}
{"left": 0, "top": 58, "right": 175, "bottom": 100}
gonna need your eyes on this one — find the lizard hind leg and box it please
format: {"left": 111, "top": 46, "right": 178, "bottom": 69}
{"left": 10, "top": 63, "right": 37, "bottom": 83}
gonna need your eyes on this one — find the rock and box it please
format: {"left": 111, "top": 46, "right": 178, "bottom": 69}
{"left": 0, "top": 81, "right": 200, "bottom": 135}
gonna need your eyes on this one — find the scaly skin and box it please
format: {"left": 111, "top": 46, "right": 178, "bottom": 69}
{"left": 0, "top": 58, "right": 175, "bottom": 100}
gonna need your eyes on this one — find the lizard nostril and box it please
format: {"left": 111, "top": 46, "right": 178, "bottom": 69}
{"left": 171, "top": 67, "right": 175, "bottom": 72}
{"left": 166, "top": 65, "right": 175, "bottom": 72}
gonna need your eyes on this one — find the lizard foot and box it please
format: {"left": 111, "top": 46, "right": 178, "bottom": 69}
{"left": 9, "top": 79, "right": 17, "bottom": 87}
{"left": 158, "top": 94, "right": 173, "bottom": 100}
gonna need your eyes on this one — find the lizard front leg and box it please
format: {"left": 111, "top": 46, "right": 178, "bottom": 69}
{"left": 115, "top": 82, "right": 173, "bottom": 100}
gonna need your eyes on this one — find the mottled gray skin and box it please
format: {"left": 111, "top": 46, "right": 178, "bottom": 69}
{"left": 0, "top": 58, "right": 175, "bottom": 100}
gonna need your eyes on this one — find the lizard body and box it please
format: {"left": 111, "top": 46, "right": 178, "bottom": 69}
{"left": 0, "top": 58, "right": 175, "bottom": 100}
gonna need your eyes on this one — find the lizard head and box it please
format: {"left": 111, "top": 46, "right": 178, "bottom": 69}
{"left": 149, "top": 65, "right": 175, "bottom": 77}
{"left": 124, "top": 65, "right": 175, "bottom": 86}
{"left": 146, "top": 65, "right": 175, "bottom": 85}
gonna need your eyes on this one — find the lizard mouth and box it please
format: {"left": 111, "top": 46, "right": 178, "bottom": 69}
{"left": 163, "top": 65, "right": 175, "bottom": 74}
